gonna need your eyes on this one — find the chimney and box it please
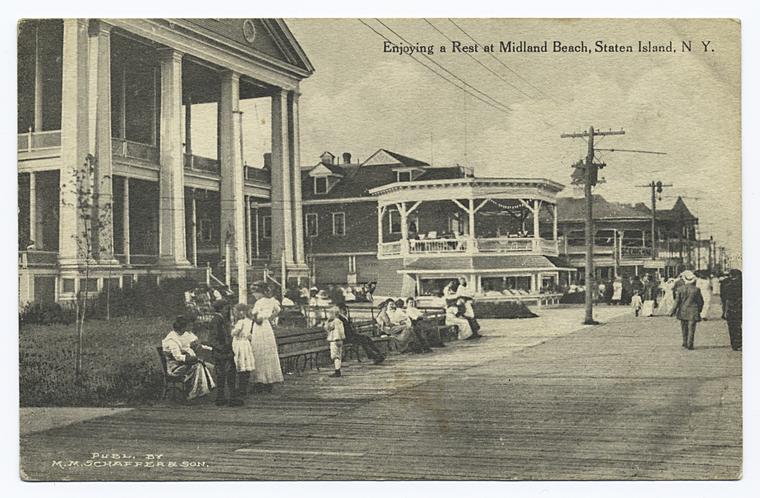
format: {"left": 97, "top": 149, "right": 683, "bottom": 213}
{"left": 342, "top": 152, "right": 352, "bottom": 164}
{"left": 263, "top": 152, "right": 272, "bottom": 170}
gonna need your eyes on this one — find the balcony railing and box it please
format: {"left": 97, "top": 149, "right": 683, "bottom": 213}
{"left": 621, "top": 246, "right": 653, "bottom": 258}
{"left": 18, "top": 130, "right": 62, "bottom": 152}
{"left": 380, "top": 237, "right": 558, "bottom": 258}
{"left": 184, "top": 154, "right": 221, "bottom": 175}
{"left": 112, "top": 138, "right": 159, "bottom": 163}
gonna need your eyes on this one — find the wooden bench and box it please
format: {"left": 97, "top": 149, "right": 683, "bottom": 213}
{"left": 418, "top": 310, "right": 459, "bottom": 343}
{"left": 156, "top": 347, "right": 186, "bottom": 402}
{"left": 276, "top": 327, "right": 329, "bottom": 375}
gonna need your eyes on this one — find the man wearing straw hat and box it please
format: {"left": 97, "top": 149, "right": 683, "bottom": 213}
{"left": 671, "top": 270, "right": 705, "bottom": 350}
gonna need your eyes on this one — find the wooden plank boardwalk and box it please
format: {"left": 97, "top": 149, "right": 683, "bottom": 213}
{"left": 20, "top": 304, "right": 741, "bottom": 481}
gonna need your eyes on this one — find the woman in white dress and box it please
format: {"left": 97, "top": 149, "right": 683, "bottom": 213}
{"left": 611, "top": 277, "right": 623, "bottom": 305}
{"left": 456, "top": 276, "right": 482, "bottom": 338}
{"left": 445, "top": 301, "right": 473, "bottom": 340}
{"left": 250, "top": 284, "right": 284, "bottom": 392}
{"left": 655, "top": 278, "right": 677, "bottom": 316}
{"left": 161, "top": 316, "right": 215, "bottom": 400}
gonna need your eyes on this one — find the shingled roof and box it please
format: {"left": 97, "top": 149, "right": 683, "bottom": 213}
{"left": 557, "top": 195, "right": 652, "bottom": 222}
{"left": 656, "top": 196, "right": 698, "bottom": 222}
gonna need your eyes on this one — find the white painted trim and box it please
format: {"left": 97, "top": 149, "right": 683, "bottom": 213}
{"left": 310, "top": 252, "right": 376, "bottom": 257}
{"left": 331, "top": 212, "right": 346, "bottom": 237}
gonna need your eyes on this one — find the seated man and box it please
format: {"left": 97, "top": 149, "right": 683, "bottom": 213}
{"left": 161, "top": 315, "right": 215, "bottom": 401}
{"left": 338, "top": 304, "right": 385, "bottom": 364}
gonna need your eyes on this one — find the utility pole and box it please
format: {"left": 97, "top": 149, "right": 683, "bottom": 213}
{"left": 561, "top": 126, "right": 625, "bottom": 325}
{"left": 637, "top": 180, "right": 672, "bottom": 260}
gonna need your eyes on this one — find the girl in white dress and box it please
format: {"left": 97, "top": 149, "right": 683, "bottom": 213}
{"left": 250, "top": 285, "right": 284, "bottom": 391}
{"left": 655, "top": 278, "right": 676, "bottom": 316}
{"left": 231, "top": 303, "right": 255, "bottom": 373}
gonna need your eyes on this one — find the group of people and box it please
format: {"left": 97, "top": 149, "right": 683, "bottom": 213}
{"left": 282, "top": 283, "right": 377, "bottom": 307}
{"left": 162, "top": 283, "right": 285, "bottom": 406}
{"left": 628, "top": 269, "right": 742, "bottom": 352}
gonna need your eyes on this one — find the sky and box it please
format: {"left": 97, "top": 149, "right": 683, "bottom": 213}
{"left": 192, "top": 18, "right": 741, "bottom": 262}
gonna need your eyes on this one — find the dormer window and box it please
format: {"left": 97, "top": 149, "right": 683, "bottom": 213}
{"left": 397, "top": 171, "right": 412, "bottom": 182}
{"left": 314, "top": 176, "right": 328, "bottom": 194}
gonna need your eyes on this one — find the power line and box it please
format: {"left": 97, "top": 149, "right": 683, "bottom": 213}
{"left": 357, "top": 19, "right": 511, "bottom": 116}
{"left": 422, "top": 19, "right": 534, "bottom": 100}
{"left": 373, "top": 19, "right": 514, "bottom": 113}
{"left": 447, "top": 18, "right": 556, "bottom": 103}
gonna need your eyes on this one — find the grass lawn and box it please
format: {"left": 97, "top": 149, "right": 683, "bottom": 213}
{"left": 20, "top": 316, "right": 175, "bottom": 407}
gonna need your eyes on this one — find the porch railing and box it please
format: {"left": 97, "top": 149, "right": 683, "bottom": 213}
{"left": 112, "top": 138, "right": 159, "bottom": 163}
{"left": 18, "top": 130, "right": 62, "bottom": 152}
{"left": 380, "top": 237, "right": 558, "bottom": 257}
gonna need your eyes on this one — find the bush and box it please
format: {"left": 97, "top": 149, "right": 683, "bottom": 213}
{"left": 20, "top": 277, "right": 200, "bottom": 326}
{"left": 472, "top": 300, "right": 538, "bottom": 319}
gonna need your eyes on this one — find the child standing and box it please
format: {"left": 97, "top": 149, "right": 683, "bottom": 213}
{"left": 631, "top": 290, "right": 643, "bottom": 317}
{"left": 324, "top": 306, "right": 346, "bottom": 378}
{"left": 231, "top": 303, "right": 255, "bottom": 398}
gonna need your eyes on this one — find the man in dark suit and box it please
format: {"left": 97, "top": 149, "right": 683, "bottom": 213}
{"left": 722, "top": 269, "right": 742, "bottom": 351}
{"left": 671, "top": 271, "right": 704, "bottom": 350}
{"left": 337, "top": 304, "right": 385, "bottom": 364}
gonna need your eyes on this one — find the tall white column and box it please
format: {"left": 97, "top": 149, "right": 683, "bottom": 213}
{"left": 399, "top": 202, "right": 408, "bottom": 256}
{"left": 288, "top": 91, "right": 305, "bottom": 266}
{"left": 29, "top": 172, "right": 37, "bottom": 247}
{"left": 219, "top": 71, "right": 247, "bottom": 303}
{"left": 157, "top": 48, "right": 190, "bottom": 268}
{"left": 270, "top": 89, "right": 293, "bottom": 266}
{"left": 58, "top": 19, "right": 90, "bottom": 266}
{"left": 90, "top": 20, "right": 116, "bottom": 263}
{"left": 190, "top": 188, "right": 198, "bottom": 267}
{"left": 533, "top": 199, "right": 540, "bottom": 239}
{"left": 552, "top": 203, "right": 558, "bottom": 240}
{"left": 468, "top": 198, "right": 476, "bottom": 254}
{"left": 33, "top": 25, "right": 44, "bottom": 132}
{"left": 123, "top": 177, "right": 130, "bottom": 265}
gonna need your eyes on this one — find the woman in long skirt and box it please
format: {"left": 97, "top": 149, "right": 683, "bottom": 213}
{"left": 250, "top": 284, "right": 284, "bottom": 392}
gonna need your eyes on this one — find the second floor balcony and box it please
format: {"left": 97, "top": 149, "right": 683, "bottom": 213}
{"left": 369, "top": 177, "right": 564, "bottom": 260}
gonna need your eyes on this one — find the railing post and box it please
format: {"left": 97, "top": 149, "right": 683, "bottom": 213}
{"left": 27, "top": 127, "right": 32, "bottom": 151}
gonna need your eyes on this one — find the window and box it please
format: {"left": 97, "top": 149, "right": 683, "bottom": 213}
{"left": 199, "top": 218, "right": 213, "bottom": 242}
{"left": 314, "top": 176, "right": 328, "bottom": 194}
{"left": 348, "top": 255, "right": 357, "bottom": 274}
{"left": 306, "top": 213, "right": 318, "bottom": 237}
{"left": 332, "top": 212, "right": 346, "bottom": 236}
{"left": 397, "top": 171, "right": 412, "bottom": 182}
{"left": 262, "top": 216, "right": 272, "bottom": 239}
{"left": 62, "top": 278, "right": 75, "bottom": 294}
{"left": 389, "top": 210, "right": 401, "bottom": 234}
{"left": 82, "top": 278, "right": 99, "bottom": 292}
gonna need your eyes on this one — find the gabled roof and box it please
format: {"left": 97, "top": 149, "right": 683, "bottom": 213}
{"left": 361, "top": 149, "right": 430, "bottom": 168}
{"left": 657, "top": 197, "right": 698, "bottom": 222}
{"left": 309, "top": 162, "right": 345, "bottom": 177}
{"left": 557, "top": 195, "right": 652, "bottom": 222}
{"left": 301, "top": 164, "right": 466, "bottom": 200}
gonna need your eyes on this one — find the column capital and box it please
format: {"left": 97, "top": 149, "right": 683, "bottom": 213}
{"left": 157, "top": 47, "right": 185, "bottom": 63}
{"left": 88, "top": 19, "right": 113, "bottom": 37}
{"left": 221, "top": 70, "right": 241, "bottom": 83}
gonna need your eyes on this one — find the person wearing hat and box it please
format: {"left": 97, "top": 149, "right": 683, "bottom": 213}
{"left": 722, "top": 269, "right": 742, "bottom": 351}
{"left": 671, "top": 270, "right": 705, "bottom": 350}
{"left": 250, "top": 283, "right": 284, "bottom": 392}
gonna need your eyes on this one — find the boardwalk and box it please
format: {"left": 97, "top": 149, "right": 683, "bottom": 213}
{"left": 20, "top": 304, "right": 741, "bottom": 481}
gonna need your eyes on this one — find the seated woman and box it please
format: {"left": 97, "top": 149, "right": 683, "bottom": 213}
{"left": 161, "top": 315, "right": 215, "bottom": 400}
{"left": 376, "top": 299, "right": 431, "bottom": 353}
{"left": 445, "top": 300, "right": 473, "bottom": 340}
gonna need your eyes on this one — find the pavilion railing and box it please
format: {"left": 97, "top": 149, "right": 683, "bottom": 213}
{"left": 184, "top": 153, "right": 221, "bottom": 175}
{"left": 409, "top": 238, "right": 468, "bottom": 254}
{"left": 378, "top": 241, "right": 402, "bottom": 257}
